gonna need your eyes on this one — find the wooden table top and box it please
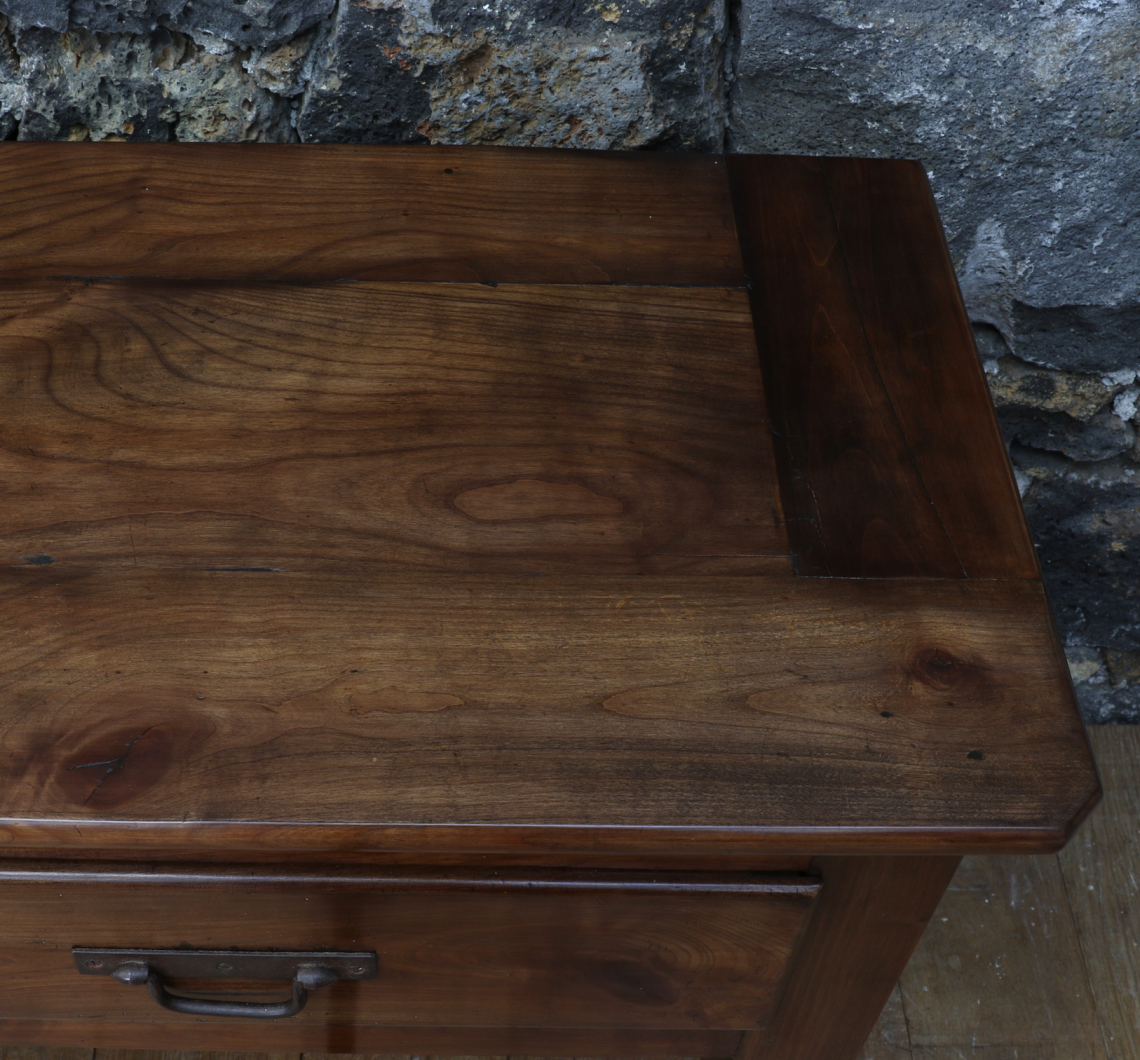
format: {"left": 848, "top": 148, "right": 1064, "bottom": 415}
{"left": 0, "top": 144, "right": 1099, "bottom": 858}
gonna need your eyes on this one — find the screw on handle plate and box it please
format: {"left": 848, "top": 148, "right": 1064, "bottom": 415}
{"left": 74, "top": 948, "right": 377, "bottom": 1021}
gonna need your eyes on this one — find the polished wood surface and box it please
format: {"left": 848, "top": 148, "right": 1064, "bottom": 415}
{"left": 0, "top": 145, "right": 1100, "bottom": 1060}
{"left": 0, "top": 145, "right": 743, "bottom": 285}
{"left": 0, "top": 280, "right": 786, "bottom": 576}
{"left": 823, "top": 158, "right": 1038, "bottom": 580}
{"left": 0, "top": 570, "right": 1096, "bottom": 854}
{"left": 0, "top": 850, "right": 815, "bottom": 871}
{"left": 726, "top": 154, "right": 959, "bottom": 578}
{"left": 726, "top": 154, "right": 1037, "bottom": 579}
{"left": 7, "top": 727, "right": 1140, "bottom": 1060}
{"left": 0, "top": 869, "right": 815, "bottom": 1029}
{"left": 0, "top": 862, "right": 820, "bottom": 895}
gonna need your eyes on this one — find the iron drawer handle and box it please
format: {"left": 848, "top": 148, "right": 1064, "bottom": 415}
{"left": 74, "top": 947, "right": 377, "bottom": 1020}
{"left": 112, "top": 960, "right": 338, "bottom": 1019}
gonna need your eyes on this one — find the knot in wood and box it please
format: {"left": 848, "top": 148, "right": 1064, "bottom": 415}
{"left": 913, "top": 648, "right": 976, "bottom": 692}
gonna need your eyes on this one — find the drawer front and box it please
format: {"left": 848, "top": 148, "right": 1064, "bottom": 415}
{"left": 0, "top": 872, "right": 818, "bottom": 1030}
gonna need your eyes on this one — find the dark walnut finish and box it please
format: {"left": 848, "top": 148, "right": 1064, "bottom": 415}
{"left": 0, "top": 144, "right": 743, "bottom": 285}
{"left": 0, "top": 570, "right": 1094, "bottom": 853}
{"left": 727, "top": 154, "right": 1038, "bottom": 580}
{"left": 0, "top": 866, "right": 818, "bottom": 1029}
{"left": 0, "top": 145, "right": 1097, "bottom": 1060}
{"left": 0, "top": 280, "right": 785, "bottom": 576}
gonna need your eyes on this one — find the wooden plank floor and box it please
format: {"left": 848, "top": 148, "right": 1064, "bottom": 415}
{"left": 1, "top": 725, "right": 1132, "bottom": 1060}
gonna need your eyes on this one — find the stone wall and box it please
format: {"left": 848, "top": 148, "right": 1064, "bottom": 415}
{"left": 1, "top": 0, "right": 1137, "bottom": 718}
{"left": 0, "top": 0, "right": 726, "bottom": 147}
{"left": 730, "top": 0, "right": 1140, "bottom": 721}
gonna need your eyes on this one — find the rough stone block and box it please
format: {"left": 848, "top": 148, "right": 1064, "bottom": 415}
{"left": 1, "top": 0, "right": 727, "bottom": 147}
{"left": 294, "top": 0, "right": 429, "bottom": 144}
{"left": 296, "top": 0, "right": 726, "bottom": 147}
{"left": 3, "top": 0, "right": 334, "bottom": 46}
{"left": 0, "top": 14, "right": 19, "bottom": 139}
{"left": 730, "top": 0, "right": 1140, "bottom": 716}
{"left": 981, "top": 336, "right": 1138, "bottom": 463}
{"left": 1015, "top": 447, "right": 1140, "bottom": 720}
{"left": 729, "top": 0, "right": 1140, "bottom": 356}
{"left": 13, "top": 23, "right": 296, "bottom": 141}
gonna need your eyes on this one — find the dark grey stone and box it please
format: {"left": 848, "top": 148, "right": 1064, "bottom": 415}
{"left": 295, "top": 1, "right": 430, "bottom": 144}
{"left": 297, "top": 0, "right": 726, "bottom": 149}
{"left": 173, "top": 0, "right": 334, "bottom": 50}
{"left": 1066, "top": 644, "right": 1140, "bottom": 723}
{"left": 418, "top": 0, "right": 727, "bottom": 148}
{"left": 1014, "top": 447, "right": 1140, "bottom": 657}
{"left": 2, "top": 0, "right": 333, "bottom": 45}
{"left": 1, "top": 0, "right": 728, "bottom": 148}
{"left": 1000, "top": 407, "right": 1136, "bottom": 464}
{"left": 2, "top": 0, "right": 69, "bottom": 32}
{"left": 13, "top": 22, "right": 295, "bottom": 141}
{"left": 68, "top": 0, "right": 179, "bottom": 36}
{"left": 728, "top": 0, "right": 1140, "bottom": 328}
{"left": 16, "top": 25, "right": 174, "bottom": 141}
{"left": 0, "top": 14, "right": 18, "bottom": 138}
{"left": 1071, "top": 682, "right": 1140, "bottom": 724}
{"left": 1010, "top": 303, "right": 1140, "bottom": 375}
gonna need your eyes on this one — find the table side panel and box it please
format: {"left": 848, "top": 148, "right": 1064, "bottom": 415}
{"left": 736, "top": 855, "right": 962, "bottom": 1060}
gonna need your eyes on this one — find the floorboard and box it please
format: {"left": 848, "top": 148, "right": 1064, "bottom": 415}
{"left": 1058, "top": 725, "right": 1140, "bottom": 1060}
{"left": 898, "top": 853, "right": 1106, "bottom": 1059}
{"left": 857, "top": 984, "right": 912, "bottom": 1060}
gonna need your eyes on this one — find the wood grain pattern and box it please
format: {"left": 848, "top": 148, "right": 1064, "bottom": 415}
{"left": 822, "top": 158, "right": 1039, "bottom": 580}
{"left": 735, "top": 856, "right": 961, "bottom": 1060}
{"left": 1058, "top": 724, "right": 1140, "bottom": 1060}
{"left": 0, "top": 280, "right": 787, "bottom": 576}
{"left": 0, "top": 145, "right": 743, "bottom": 286}
{"left": 0, "top": 1024, "right": 739, "bottom": 1056}
{"left": 0, "top": 570, "right": 1097, "bottom": 854}
{"left": 726, "top": 154, "right": 963, "bottom": 578}
{"left": 899, "top": 854, "right": 1107, "bottom": 1060}
{"left": 0, "top": 873, "right": 815, "bottom": 1029}
{"left": 0, "top": 145, "right": 1099, "bottom": 1060}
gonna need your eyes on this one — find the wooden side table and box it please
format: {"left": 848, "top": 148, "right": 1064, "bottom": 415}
{"left": 0, "top": 145, "right": 1099, "bottom": 1060}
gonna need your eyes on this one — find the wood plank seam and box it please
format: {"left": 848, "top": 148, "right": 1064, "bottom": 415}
{"left": 1053, "top": 852, "right": 1116, "bottom": 1059}
{"left": 896, "top": 984, "right": 916, "bottom": 1059}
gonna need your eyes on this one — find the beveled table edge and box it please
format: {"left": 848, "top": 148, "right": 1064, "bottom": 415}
{"left": 0, "top": 818, "right": 1098, "bottom": 857}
